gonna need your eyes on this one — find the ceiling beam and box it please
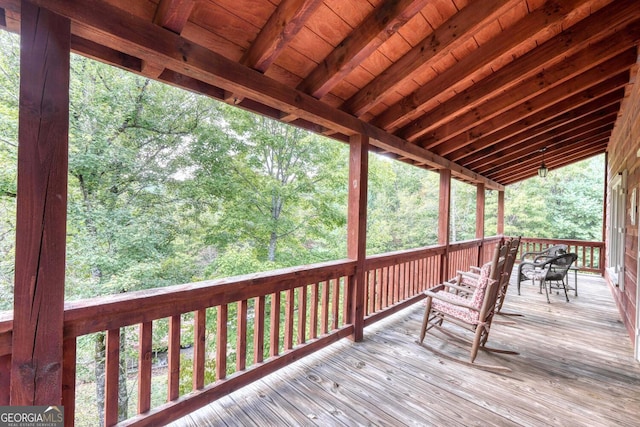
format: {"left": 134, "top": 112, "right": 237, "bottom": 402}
{"left": 296, "top": 0, "right": 430, "bottom": 99}
{"left": 480, "top": 114, "right": 617, "bottom": 177}
{"left": 445, "top": 73, "right": 630, "bottom": 163}
{"left": 341, "top": 0, "right": 517, "bottom": 117}
{"left": 494, "top": 138, "right": 609, "bottom": 184}
{"left": 240, "top": 0, "right": 323, "bottom": 72}
{"left": 458, "top": 91, "right": 623, "bottom": 170}
{"left": 153, "top": 0, "right": 194, "bottom": 34}
{"left": 423, "top": 49, "right": 637, "bottom": 155}
{"left": 468, "top": 103, "right": 621, "bottom": 172}
{"left": 372, "top": 0, "right": 637, "bottom": 132}
{"left": 24, "top": 0, "right": 504, "bottom": 190}
{"left": 399, "top": 20, "right": 640, "bottom": 144}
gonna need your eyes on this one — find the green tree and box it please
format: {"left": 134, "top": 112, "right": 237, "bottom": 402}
{"left": 0, "top": 31, "right": 18, "bottom": 311}
{"left": 504, "top": 155, "right": 605, "bottom": 240}
{"left": 366, "top": 156, "right": 439, "bottom": 254}
{"left": 65, "top": 55, "right": 206, "bottom": 423}
{"left": 186, "top": 107, "right": 348, "bottom": 272}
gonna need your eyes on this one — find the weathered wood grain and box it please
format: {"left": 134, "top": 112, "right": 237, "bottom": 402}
{"left": 10, "top": 1, "right": 70, "bottom": 406}
{"left": 169, "top": 274, "right": 640, "bottom": 427}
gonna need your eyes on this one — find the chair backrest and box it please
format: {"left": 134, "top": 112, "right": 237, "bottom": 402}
{"left": 477, "top": 240, "right": 508, "bottom": 320}
{"left": 469, "top": 261, "right": 493, "bottom": 310}
{"left": 503, "top": 236, "right": 520, "bottom": 279}
{"left": 521, "top": 243, "right": 567, "bottom": 261}
{"left": 547, "top": 253, "right": 578, "bottom": 278}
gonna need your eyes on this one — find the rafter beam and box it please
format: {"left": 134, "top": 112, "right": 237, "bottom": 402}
{"left": 479, "top": 114, "right": 617, "bottom": 176}
{"left": 399, "top": 19, "right": 640, "bottom": 143}
{"left": 493, "top": 137, "right": 609, "bottom": 184}
{"left": 144, "top": 0, "right": 194, "bottom": 77}
{"left": 445, "top": 73, "right": 629, "bottom": 164}
{"left": 341, "top": 0, "right": 517, "bottom": 117}
{"left": 24, "top": 0, "right": 503, "bottom": 190}
{"left": 424, "top": 49, "right": 637, "bottom": 155}
{"left": 372, "top": 0, "right": 635, "bottom": 132}
{"left": 297, "top": 0, "right": 430, "bottom": 99}
{"left": 468, "top": 103, "right": 621, "bottom": 172}
{"left": 241, "top": 0, "right": 323, "bottom": 72}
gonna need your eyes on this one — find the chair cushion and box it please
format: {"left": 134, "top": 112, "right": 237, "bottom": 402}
{"left": 546, "top": 272, "right": 563, "bottom": 280}
{"left": 469, "top": 262, "right": 492, "bottom": 309}
{"left": 432, "top": 294, "right": 479, "bottom": 324}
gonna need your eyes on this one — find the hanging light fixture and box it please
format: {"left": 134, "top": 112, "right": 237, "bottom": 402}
{"left": 538, "top": 148, "right": 548, "bottom": 178}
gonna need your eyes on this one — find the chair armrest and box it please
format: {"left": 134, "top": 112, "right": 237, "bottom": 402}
{"left": 444, "top": 283, "right": 476, "bottom": 294}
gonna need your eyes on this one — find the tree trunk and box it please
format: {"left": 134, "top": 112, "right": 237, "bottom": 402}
{"left": 268, "top": 231, "right": 277, "bottom": 262}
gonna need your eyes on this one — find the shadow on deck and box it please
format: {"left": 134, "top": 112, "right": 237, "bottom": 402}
{"left": 171, "top": 273, "right": 640, "bottom": 426}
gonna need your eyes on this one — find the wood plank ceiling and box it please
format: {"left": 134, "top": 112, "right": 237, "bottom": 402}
{"left": 1, "top": 0, "right": 639, "bottom": 188}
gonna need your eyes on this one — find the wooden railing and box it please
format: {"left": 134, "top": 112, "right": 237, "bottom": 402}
{"left": 518, "top": 237, "right": 605, "bottom": 275}
{"left": 1, "top": 260, "right": 357, "bottom": 426}
{"left": 363, "top": 245, "right": 444, "bottom": 326}
{"left": 0, "top": 235, "right": 510, "bottom": 426}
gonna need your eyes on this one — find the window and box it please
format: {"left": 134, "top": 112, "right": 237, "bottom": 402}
{"left": 608, "top": 170, "right": 626, "bottom": 290}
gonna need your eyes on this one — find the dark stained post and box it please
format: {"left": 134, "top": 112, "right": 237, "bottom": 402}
{"left": 602, "top": 152, "right": 608, "bottom": 244}
{"left": 476, "top": 184, "right": 485, "bottom": 239}
{"left": 347, "top": 133, "right": 368, "bottom": 342}
{"left": 476, "top": 183, "right": 485, "bottom": 265}
{"left": 10, "top": 1, "right": 70, "bottom": 405}
{"left": 438, "top": 169, "right": 451, "bottom": 283}
{"left": 497, "top": 190, "right": 505, "bottom": 235}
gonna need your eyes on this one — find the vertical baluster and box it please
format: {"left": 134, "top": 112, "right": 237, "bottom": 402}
{"left": 105, "top": 328, "right": 120, "bottom": 426}
{"left": 410, "top": 260, "right": 415, "bottom": 296}
{"left": 332, "top": 278, "right": 340, "bottom": 329}
{"left": 193, "top": 310, "right": 206, "bottom": 390}
{"left": 0, "top": 353, "right": 10, "bottom": 405}
{"left": 168, "top": 315, "right": 180, "bottom": 401}
{"left": 254, "top": 296, "right": 265, "bottom": 363}
{"left": 297, "top": 285, "right": 307, "bottom": 345}
{"left": 310, "top": 282, "right": 319, "bottom": 339}
{"left": 372, "top": 269, "right": 378, "bottom": 313}
{"left": 342, "top": 277, "right": 350, "bottom": 326}
{"left": 380, "top": 267, "right": 387, "bottom": 309}
{"left": 237, "top": 300, "right": 248, "bottom": 371}
{"left": 284, "top": 289, "right": 295, "bottom": 350}
{"left": 400, "top": 263, "right": 406, "bottom": 301}
{"left": 366, "top": 270, "right": 373, "bottom": 315}
{"left": 138, "top": 322, "right": 152, "bottom": 413}
{"left": 320, "top": 281, "right": 329, "bottom": 335}
{"left": 62, "top": 337, "right": 76, "bottom": 427}
{"left": 216, "top": 305, "right": 228, "bottom": 380}
{"left": 269, "top": 293, "right": 280, "bottom": 357}
{"left": 375, "top": 268, "right": 381, "bottom": 312}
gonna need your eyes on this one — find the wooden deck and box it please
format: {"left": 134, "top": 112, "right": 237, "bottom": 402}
{"left": 170, "top": 273, "right": 640, "bottom": 426}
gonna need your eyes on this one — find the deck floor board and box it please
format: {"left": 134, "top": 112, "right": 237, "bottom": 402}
{"left": 170, "top": 274, "right": 640, "bottom": 426}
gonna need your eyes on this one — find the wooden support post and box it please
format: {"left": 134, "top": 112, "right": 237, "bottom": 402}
{"left": 497, "top": 190, "right": 505, "bottom": 235}
{"left": 476, "top": 183, "right": 485, "bottom": 265}
{"left": 347, "top": 133, "right": 368, "bottom": 342}
{"left": 11, "top": 1, "right": 70, "bottom": 406}
{"left": 476, "top": 184, "right": 485, "bottom": 239}
{"left": 438, "top": 169, "right": 451, "bottom": 283}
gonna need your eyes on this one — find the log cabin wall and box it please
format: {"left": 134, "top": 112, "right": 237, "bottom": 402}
{"left": 606, "top": 48, "right": 640, "bottom": 352}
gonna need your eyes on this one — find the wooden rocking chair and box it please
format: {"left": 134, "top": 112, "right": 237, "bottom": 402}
{"left": 416, "top": 241, "right": 516, "bottom": 372}
{"left": 454, "top": 236, "right": 521, "bottom": 316}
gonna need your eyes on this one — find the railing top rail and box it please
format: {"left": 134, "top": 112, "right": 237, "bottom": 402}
{"left": 520, "top": 237, "right": 604, "bottom": 246}
{"left": 56, "top": 258, "right": 356, "bottom": 338}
